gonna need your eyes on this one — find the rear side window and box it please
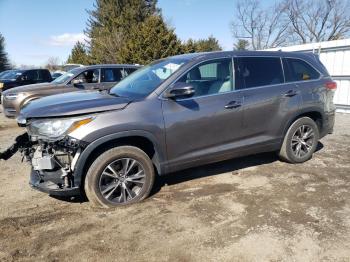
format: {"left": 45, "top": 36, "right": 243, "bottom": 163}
{"left": 235, "top": 57, "right": 283, "bottom": 89}
{"left": 24, "top": 70, "right": 40, "bottom": 81}
{"left": 283, "top": 58, "right": 320, "bottom": 82}
{"left": 101, "top": 68, "right": 123, "bottom": 82}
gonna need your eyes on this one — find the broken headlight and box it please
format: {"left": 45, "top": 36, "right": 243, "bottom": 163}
{"left": 27, "top": 116, "right": 93, "bottom": 140}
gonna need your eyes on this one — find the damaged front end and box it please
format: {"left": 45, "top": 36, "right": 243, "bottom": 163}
{"left": 27, "top": 137, "right": 87, "bottom": 196}
{"left": 1, "top": 116, "right": 93, "bottom": 196}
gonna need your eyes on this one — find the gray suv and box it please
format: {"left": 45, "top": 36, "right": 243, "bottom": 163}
{"left": 7, "top": 51, "right": 336, "bottom": 208}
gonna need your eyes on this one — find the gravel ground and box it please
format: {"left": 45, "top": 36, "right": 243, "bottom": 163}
{"left": 0, "top": 109, "right": 350, "bottom": 262}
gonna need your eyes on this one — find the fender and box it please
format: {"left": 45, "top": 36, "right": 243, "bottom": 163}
{"left": 20, "top": 95, "right": 41, "bottom": 109}
{"left": 73, "top": 130, "right": 167, "bottom": 186}
{"left": 280, "top": 106, "right": 325, "bottom": 141}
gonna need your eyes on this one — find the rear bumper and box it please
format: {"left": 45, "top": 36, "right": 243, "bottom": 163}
{"left": 320, "top": 111, "right": 335, "bottom": 138}
{"left": 30, "top": 169, "right": 81, "bottom": 197}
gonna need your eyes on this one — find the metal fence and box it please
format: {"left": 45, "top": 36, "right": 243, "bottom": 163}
{"left": 266, "top": 39, "right": 350, "bottom": 113}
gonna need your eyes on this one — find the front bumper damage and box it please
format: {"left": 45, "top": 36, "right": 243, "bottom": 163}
{"left": 0, "top": 133, "right": 87, "bottom": 196}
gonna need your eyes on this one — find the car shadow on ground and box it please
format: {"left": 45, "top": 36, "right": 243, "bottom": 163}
{"left": 51, "top": 142, "right": 324, "bottom": 204}
{"left": 151, "top": 141, "right": 324, "bottom": 196}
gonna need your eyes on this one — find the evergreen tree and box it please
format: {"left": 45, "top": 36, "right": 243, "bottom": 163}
{"left": 85, "top": 0, "right": 158, "bottom": 63}
{"left": 183, "top": 36, "right": 222, "bottom": 53}
{"left": 120, "top": 15, "right": 182, "bottom": 64}
{"left": 67, "top": 41, "right": 90, "bottom": 65}
{"left": 182, "top": 39, "right": 197, "bottom": 53}
{"left": 234, "top": 39, "right": 249, "bottom": 50}
{"left": 0, "top": 33, "right": 10, "bottom": 72}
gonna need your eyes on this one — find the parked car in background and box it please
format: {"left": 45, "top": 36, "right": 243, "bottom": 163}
{"left": 0, "top": 69, "right": 52, "bottom": 103}
{"left": 1, "top": 64, "right": 140, "bottom": 117}
{"left": 51, "top": 70, "right": 66, "bottom": 81}
{"left": 0, "top": 69, "right": 52, "bottom": 92}
{"left": 12, "top": 51, "right": 336, "bottom": 207}
{"left": 0, "top": 70, "right": 13, "bottom": 79}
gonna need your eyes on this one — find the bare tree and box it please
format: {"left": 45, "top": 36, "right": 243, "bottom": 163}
{"left": 231, "top": 0, "right": 289, "bottom": 50}
{"left": 45, "top": 57, "right": 61, "bottom": 71}
{"left": 283, "top": 0, "right": 350, "bottom": 43}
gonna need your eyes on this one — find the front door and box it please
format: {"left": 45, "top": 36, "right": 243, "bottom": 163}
{"left": 70, "top": 68, "right": 101, "bottom": 90}
{"left": 162, "top": 58, "right": 244, "bottom": 171}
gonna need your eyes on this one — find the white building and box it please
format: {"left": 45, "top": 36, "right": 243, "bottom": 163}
{"left": 266, "top": 39, "right": 350, "bottom": 113}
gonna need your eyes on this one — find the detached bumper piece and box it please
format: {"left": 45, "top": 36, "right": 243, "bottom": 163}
{"left": 0, "top": 133, "right": 30, "bottom": 160}
{"left": 30, "top": 169, "right": 80, "bottom": 197}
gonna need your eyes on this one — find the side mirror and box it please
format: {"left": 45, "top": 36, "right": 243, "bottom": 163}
{"left": 164, "top": 82, "right": 195, "bottom": 99}
{"left": 72, "top": 79, "right": 84, "bottom": 87}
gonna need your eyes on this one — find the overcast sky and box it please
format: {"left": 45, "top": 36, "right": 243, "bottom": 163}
{"left": 0, "top": 0, "right": 236, "bottom": 66}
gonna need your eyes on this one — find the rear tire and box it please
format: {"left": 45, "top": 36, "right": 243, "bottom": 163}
{"left": 279, "top": 117, "right": 319, "bottom": 163}
{"left": 84, "top": 146, "right": 155, "bottom": 208}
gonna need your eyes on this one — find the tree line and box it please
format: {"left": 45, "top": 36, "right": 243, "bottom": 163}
{"left": 232, "top": 0, "right": 350, "bottom": 50}
{"left": 1, "top": 0, "right": 350, "bottom": 71}
{"left": 67, "top": 0, "right": 222, "bottom": 65}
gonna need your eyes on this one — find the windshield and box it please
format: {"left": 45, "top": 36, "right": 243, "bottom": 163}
{"left": 0, "top": 70, "right": 11, "bottom": 79}
{"left": 51, "top": 68, "right": 81, "bottom": 84}
{"left": 110, "top": 58, "right": 188, "bottom": 98}
{"left": 1, "top": 70, "right": 23, "bottom": 80}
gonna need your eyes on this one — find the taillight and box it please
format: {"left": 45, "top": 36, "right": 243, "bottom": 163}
{"left": 325, "top": 81, "right": 337, "bottom": 90}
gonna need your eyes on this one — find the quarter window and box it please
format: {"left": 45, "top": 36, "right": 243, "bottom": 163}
{"left": 235, "top": 57, "right": 284, "bottom": 89}
{"left": 177, "top": 58, "right": 233, "bottom": 97}
{"left": 283, "top": 58, "right": 320, "bottom": 82}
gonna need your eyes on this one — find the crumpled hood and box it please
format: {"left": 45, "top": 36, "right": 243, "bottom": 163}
{"left": 3, "top": 82, "right": 57, "bottom": 94}
{"left": 19, "top": 90, "right": 131, "bottom": 119}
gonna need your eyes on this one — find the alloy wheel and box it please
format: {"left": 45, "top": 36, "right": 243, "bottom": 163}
{"left": 291, "top": 125, "right": 315, "bottom": 158}
{"left": 99, "top": 158, "right": 146, "bottom": 204}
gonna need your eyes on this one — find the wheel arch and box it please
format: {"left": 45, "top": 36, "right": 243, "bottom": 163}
{"left": 282, "top": 108, "right": 324, "bottom": 139}
{"left": 73, "top": 131, "right": 166, "bottom": 189}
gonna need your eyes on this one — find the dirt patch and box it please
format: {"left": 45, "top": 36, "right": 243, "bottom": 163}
{"left": 0, "top": 110, "right": 350, "bottom": 261}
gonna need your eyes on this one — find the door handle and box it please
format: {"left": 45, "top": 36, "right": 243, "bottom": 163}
{"left": 284, "top": 90, "right": 298, "bottom": 97}
{"left": 225, "top": 101, "right": 241, "bottom": 109}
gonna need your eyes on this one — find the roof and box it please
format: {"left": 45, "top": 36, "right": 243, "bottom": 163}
{"left": 170, "top": 50, "right": 318, "bottom": 62}
{"left": 81, "top": 64, "right": 141, "bottom": 69}
{"left": 264, "top": 38, "right": 350, "bottom": 52}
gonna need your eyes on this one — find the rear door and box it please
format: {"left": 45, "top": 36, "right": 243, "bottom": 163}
{"left": 234, "top": 56, "right": 301, "bottom": 145}
{"left": 162, "top": 58, "right": 244, "bottom": 171}
{"left": 282, "top": 57, "right": 322, "bottom": 110}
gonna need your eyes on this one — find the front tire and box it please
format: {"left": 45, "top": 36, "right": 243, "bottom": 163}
{"left": 279, "top": 117, "right": 319, "bottom": 163}
{"left": 84, "top": 146, "right": 155, "bottom": 208}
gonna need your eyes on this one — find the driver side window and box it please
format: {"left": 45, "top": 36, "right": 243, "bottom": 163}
{"left": 177, "top": 58, "right": 233, "bottom": 97}
{"left": 73, "top": 69, "right": 100, "bottom": 84}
